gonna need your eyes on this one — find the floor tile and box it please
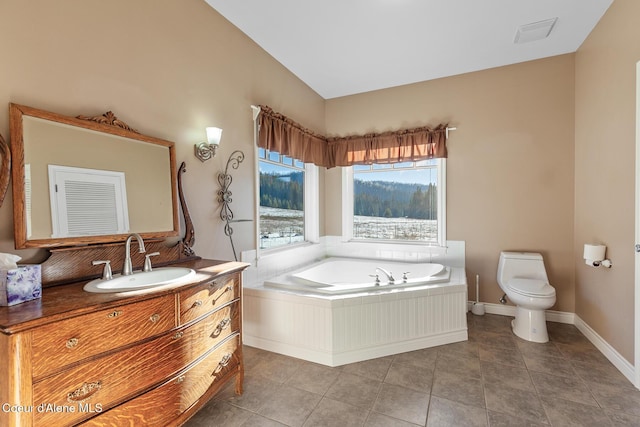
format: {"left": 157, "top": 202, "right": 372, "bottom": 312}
{"left": 481, "top": 361, "right": 535, "bottom": 392}
{"left": 529, "top": 370, "right": 598, "bottom": 406}
{"left": 342, "top": 356, "right": 394, "bottom": 381}
{"left": 589, "top": 381, "right": 640, "bottom": 417}
{"left": 224, "top": 376, "right": 281, "bottom": 412}
{"left": 516, "top": 338, "right": 564, "bottom": 359}
{"left": 324, "top": 372, "right": 381, "bottom": 409}
{"left": 522, "top": 352, "right": 576, "bottom": 378}
{"left": 257, "top": 384, "right": 322, "bottom": 427}
{"left": 187, "top": 400, "right": 253, "bottom": 427}
{"left": 426, "top": 396, "right": 487, "bottom": 427}
{"left": 364, "top": 412, "right": 422, "bottom": 427}
{"left": 604, "top": 409, "right": 640, "bottom": 426}
{"left": 392, "top": 347, "right": 438, "bottom": 370}
{"left": 484, "top": 383, "right": 549, "bottom": 425}
{"left": 474, "top": 330, "right": 519, "bottom": 350}
{"left": 372, "top": 383, "right": 430, "bottom": 425}
{"left": 285, "top": 362, "right": 340, "bottom": 395}
{"left": 432, "top": 371, "right": 485, "bottom": 408}
{"left": 540, "top": 396, "right": 614, "bottom": 427}
{"left": 251, "top": 353, "right": 305, "bottom": 385}
{"left": 487, "top": 410, "right": 548, "bottom": 427}
{"left": 303, "top": 397, "right": 369, "bottom": 427}
{"left": 435, "top": 352, "right": 482, "bottom": 380}
{"left": 479, "top": 343, "right": 525, "bottom": 368}
{"left": 554, "top": 341, "right": 609, "bottom": 364}
{"left": 242, "top": 414, "right": 288, "bottom": 427}
{"left": 437, "top": 340, "right": 480, "bottom": 359}
{"left": 384, "top": 361, "right": 434, "bottom": 393}
{"left": 572, "top": 359, "right": 636, "bottom": 389}
{"left": 186, "top": 317, "right": 635, "bottom": 427}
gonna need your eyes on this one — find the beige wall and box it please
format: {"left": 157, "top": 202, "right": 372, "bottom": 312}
{"left": 574, "top": 0, "right": 640, "bottom": 363}
{"left": 326, "top": 55, "right": 576, "bottom": 313}
{"left": 0, "top": 0, "right": 325, "bottom": 262}
{"left": 1, "top": 0, "right": 636, "bottom": 367}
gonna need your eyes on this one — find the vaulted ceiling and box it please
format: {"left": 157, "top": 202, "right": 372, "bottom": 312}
{"left": 205, "top": 0, "right": 613, "bottom": 99}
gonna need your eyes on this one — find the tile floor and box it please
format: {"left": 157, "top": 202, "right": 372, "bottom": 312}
{"left": 186, "top": 313, "right": 640, "bottom": 426}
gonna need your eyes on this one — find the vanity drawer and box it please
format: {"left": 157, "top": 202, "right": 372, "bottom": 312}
{"left": 78, "top": 334, "right": 241, "bottom": 427}
{"left": 31, "top": 294, "right": 175, "bottom": 378}
{"left": 188, "top": 300, "right": 240, "bottom": 354}
{"left": 179, "top": 273, "right": 239, "bottom": 324}
{"left": 32, "top": 306, "right": 238, "bottom": 426}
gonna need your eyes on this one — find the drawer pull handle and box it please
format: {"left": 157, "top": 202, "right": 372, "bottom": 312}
{"left": 212, "top": 285, "right": 234, "bottom": 306}
{"left": 66, "top": 338, "right": 79, "bottom": 349}
{"left": 192, "top": 300, "right": 203, "bottom": 308}
{"left": 149, "top": 313, "right": 160, "bottom": 323}
{"left": 67, "top": 381, "right": 102, "bottom": 403}
{"left": 213, "top": 353, "right": 233, "bottom": 377}
{"left": 107, "top": 310, "right": 123, "bottom": 318}
{"left": 176, "top": 375, "right": 186, "bottom": 384}
{"left": 173, "top": 331, "right": 184, "bottom": 340}
{"left": 219, "top": 353, "right": 232, "bottom": 367}
{"left": 213, "top": 318, "right": 232, "bottom": 337}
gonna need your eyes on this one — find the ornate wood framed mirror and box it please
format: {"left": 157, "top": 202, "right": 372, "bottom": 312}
{"left": 9, "top": 103, "right": 180, "bottom": 249}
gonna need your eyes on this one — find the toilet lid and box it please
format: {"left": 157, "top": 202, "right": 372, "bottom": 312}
{"left": 507, "top": 278, "right": 556, "bottom": 297}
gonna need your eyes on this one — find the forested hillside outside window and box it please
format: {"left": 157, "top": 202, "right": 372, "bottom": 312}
{"left": 352, "top": 159, "right": 445, "bottom": 244}
{"left": 258, "top": 148, "right": 305, "bottom": 249}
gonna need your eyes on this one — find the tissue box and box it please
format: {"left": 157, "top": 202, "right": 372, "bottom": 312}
{"left": 0, "top": 265, "right": 42, "bottom": 306}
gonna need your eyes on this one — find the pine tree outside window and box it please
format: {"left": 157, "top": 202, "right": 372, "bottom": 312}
{"left": 258, "top": 148, "right": 307, "bottom": 250}
{"left": 348, "top": 159, "right": 446, "bottom": 245}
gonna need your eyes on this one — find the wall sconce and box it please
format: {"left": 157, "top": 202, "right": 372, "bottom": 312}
{"left": 194, "top": 127, "right": 222, "bottom": 162}
{"left": 583, "top": 244, "right": 612, "bottom": 268}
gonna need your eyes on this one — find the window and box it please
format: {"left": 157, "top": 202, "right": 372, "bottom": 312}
{"left": 258, "top": 148, "right": 318, "bottom": 250}
{"left": 344, "top": 159, "right": 446, "bottom": 245}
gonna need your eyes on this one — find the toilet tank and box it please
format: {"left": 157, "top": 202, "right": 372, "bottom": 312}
{"left": 497, "top": 252, "right": 548, "bottom": 287}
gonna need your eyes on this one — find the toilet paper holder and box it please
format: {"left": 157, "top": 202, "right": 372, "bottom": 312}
{"left": 583, "top": 244, "right": 612, "bottom": 268}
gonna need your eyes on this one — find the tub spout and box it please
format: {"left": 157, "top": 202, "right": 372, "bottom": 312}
{"left": 376, "top": 267, "right": 395, "bottom": 284}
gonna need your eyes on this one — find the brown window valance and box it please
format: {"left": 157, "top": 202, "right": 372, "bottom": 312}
{"left": 257, "top": 105, "right": 448, "bottom": 168}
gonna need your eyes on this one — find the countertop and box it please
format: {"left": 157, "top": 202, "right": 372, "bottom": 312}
{"left": 0, "top": 259, "right": 249, "bottom": 334}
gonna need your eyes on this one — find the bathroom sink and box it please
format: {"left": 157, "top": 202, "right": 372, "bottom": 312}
{"left": 84, "top": 267, "right": 196, "bottom": 293}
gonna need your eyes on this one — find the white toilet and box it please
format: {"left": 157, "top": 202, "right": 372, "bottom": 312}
{"left": 497, "top": 252, "right": 556, "bottom": 343}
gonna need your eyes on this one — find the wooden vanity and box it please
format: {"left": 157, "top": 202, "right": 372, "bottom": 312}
{"left": 0, "top": 258, "right": 248, "bottom": 427}
{"left": 0, "top": 104, "right": 252, "bottom": 425}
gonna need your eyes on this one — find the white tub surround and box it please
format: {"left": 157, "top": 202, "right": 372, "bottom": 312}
{"left": 243, "top": 266, "right": 467, "bottom": 367}
{"left": 240, "top": 237, "right": 465, "bottom": 285}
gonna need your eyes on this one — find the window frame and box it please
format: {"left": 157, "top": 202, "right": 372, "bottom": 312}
{"left": 255, "top": 147, "right": 319, "bottom": 255}
{"left": 342, "top": 158, "right": 446, "bottom": 246}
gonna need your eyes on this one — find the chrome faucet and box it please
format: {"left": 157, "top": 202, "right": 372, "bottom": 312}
{"left": 376, "top": 267, "right": 395, "bottom": 283}
{"left": 122, "top": 233, "right": 146, "bottom": 276}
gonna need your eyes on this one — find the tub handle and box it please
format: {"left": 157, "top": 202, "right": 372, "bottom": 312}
{"left": 368, "top": 274, "right": 381, "bottom": 286}
{"left": 402, "top": 272, "right": 410, "bottom": 282}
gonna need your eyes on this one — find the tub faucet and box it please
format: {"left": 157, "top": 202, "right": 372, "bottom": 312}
{"left": 376, "top": 267, "right": 395, "bottom": 284}
{"left": 122, "top": 233, "right": 146, "bottom": 276}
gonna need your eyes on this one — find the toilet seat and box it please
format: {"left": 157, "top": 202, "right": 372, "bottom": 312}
{"left": 507, "top": 278, "right": 555, "bottom": 297}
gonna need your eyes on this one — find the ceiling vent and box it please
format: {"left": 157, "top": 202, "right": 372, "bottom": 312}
{"left": 514, "top": 17, "right": 558, "bottom": 44}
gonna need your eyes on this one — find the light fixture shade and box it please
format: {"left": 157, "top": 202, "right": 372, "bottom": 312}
{"left": 206, "top": 127, "right": 223, "bottom": 145}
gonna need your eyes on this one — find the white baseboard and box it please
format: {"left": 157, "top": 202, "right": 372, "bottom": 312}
{"left": 467, "top": 301, "right": 574, "bottom": 324}
{"left": 467, "top": 301, "right": 636, "bottom": 388}
{"left": 574, "top": 315, "right": 635, "bottom": 386}
{"left": 244, "top": 330, "right": 468, "bottom": 367}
